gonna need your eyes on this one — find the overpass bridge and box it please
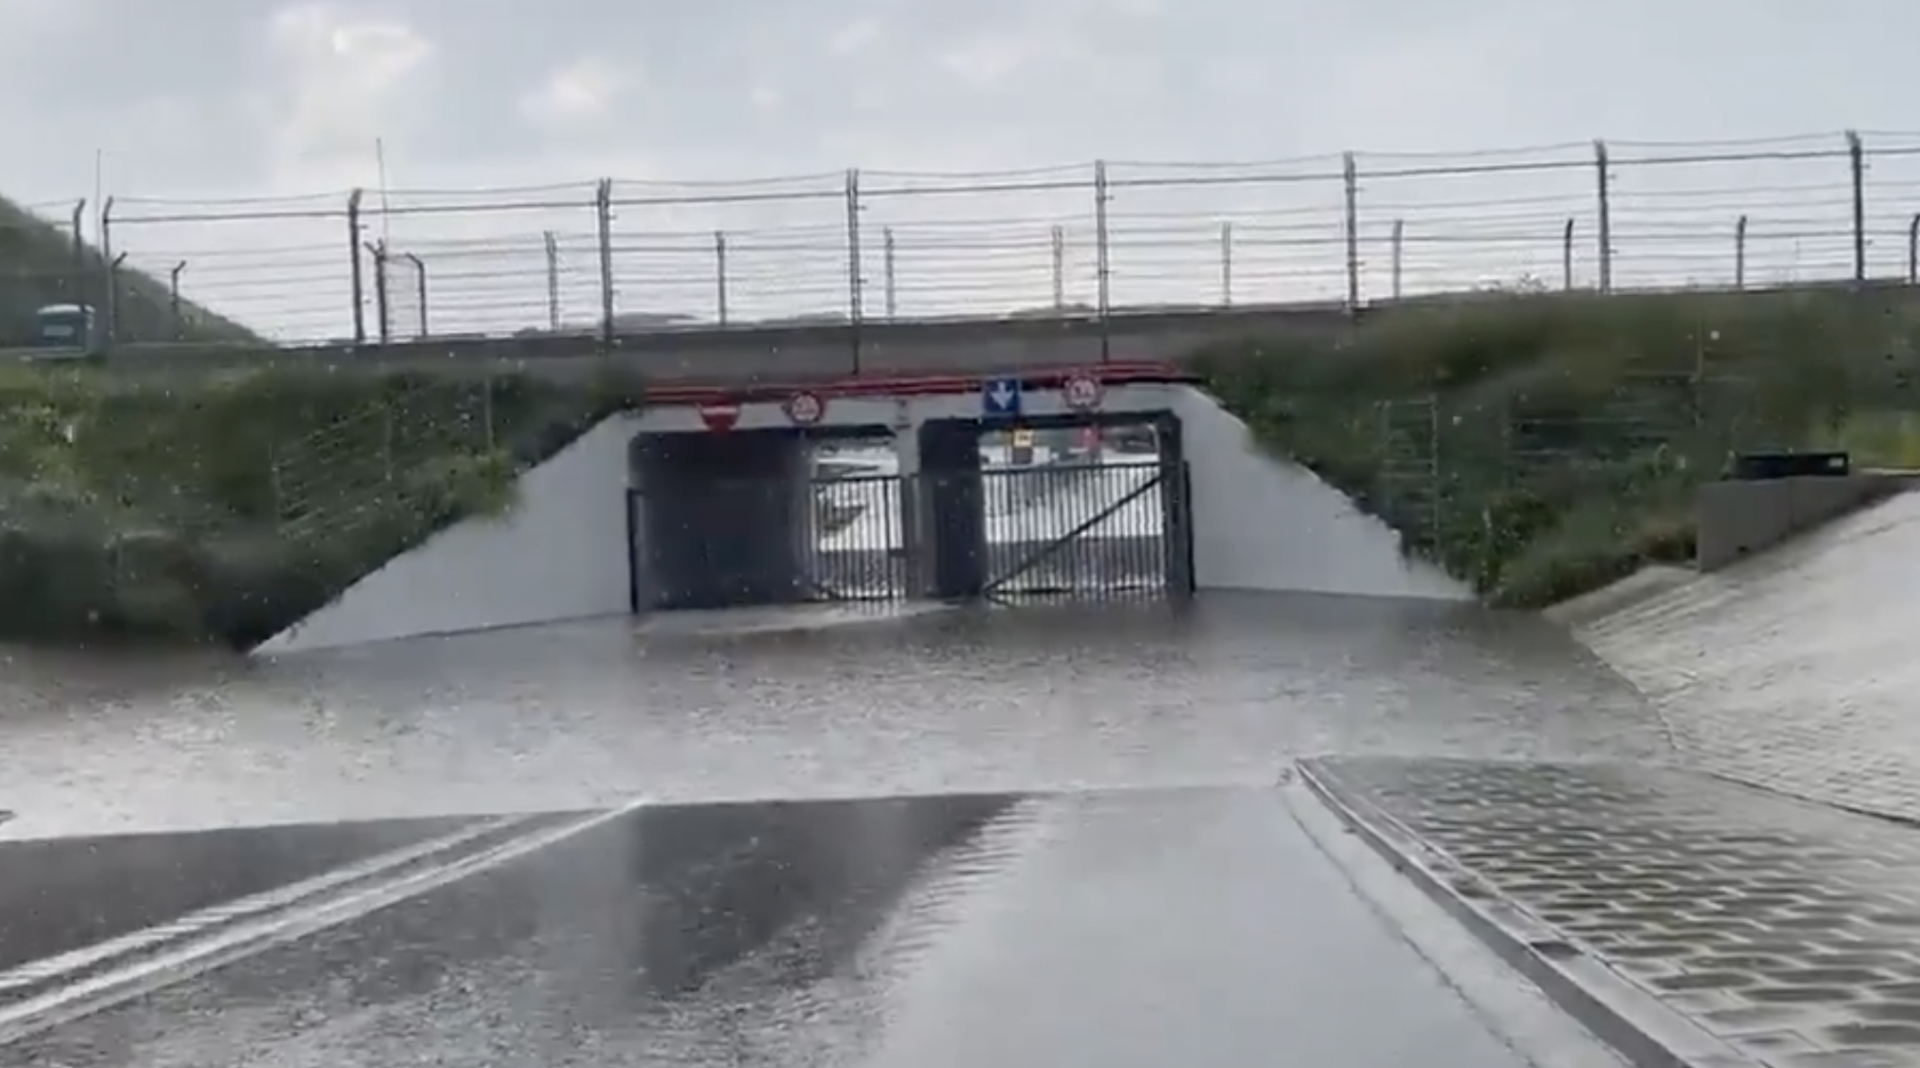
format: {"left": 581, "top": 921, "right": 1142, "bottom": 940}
{"left": 48, "top": 277, "right": 1912, "bottom": 389}
{"left": 76, "top": 302, "right": 1357, "bottom": 386}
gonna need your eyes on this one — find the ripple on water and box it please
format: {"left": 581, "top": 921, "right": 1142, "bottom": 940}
{"left": 0, "top": 592, "right": 1669, "bottom": 837}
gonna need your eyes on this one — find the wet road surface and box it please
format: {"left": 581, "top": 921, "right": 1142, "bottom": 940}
{"left": 0, "top": 592, "right": 1674, "bottom": 1064}
{"left": 0, "top": 816, "right": 481, "bottom": 975}
{"left": 5, "top": 786, "right": 1540, "bottom": 1068}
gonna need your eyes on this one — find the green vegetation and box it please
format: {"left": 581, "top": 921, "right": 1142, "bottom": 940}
{"left": 0, "top": 196, "right": 258, "bottom": 346}
{"left": 0, "top": 364, "right": 632, "bottom": 648}
{"left": 0, "top": 191, "right": 642, "bottom": 649}
{"left": 1195, "top": 287, "right": 1920, "bottom": 608}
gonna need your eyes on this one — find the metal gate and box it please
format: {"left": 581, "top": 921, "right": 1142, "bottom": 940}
{"left": 807, "top": 472, "right": 911, "bottom": 601}
{"left": 978, "top": 459, "right": 1189, "bottom": 600}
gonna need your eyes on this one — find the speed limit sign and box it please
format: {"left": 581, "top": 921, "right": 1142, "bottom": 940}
{"left": 783, "top": 389, "right": 826, "bottom": 426}
{"left": 1062, "top": 372, "right": 1103, "bottom": 411}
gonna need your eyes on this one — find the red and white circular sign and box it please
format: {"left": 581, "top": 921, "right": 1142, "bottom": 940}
{"left": 1062, "top": 372, "right": 1103, "bottom": 411}
{"left": 782, "top": 389, "right": 826, "bottom": 426}
{"left": 697, "top": 400, "right": 741, "bottom": 432}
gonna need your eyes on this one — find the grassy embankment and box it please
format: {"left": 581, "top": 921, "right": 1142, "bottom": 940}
{"left": 0, "top": 197, "right": 625, "bottom": 648}
{"left": 1194, "top": 287, "right": 1920, "bottom": 608}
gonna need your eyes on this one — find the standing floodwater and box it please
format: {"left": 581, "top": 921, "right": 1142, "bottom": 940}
{"left": 0, "top": 592, "right": 1668, "bottom": 840}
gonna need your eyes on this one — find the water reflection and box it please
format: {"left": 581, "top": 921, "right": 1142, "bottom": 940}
{"left": 0, "top": 592, "right": 1669, "bottom": 839}
{"left": 5, "top": 787, "right": 1536, "bottom": 1068}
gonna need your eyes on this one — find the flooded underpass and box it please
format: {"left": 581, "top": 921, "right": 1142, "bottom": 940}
{"left": 0, "top": 593, "right": 1671, "bottom": 1065}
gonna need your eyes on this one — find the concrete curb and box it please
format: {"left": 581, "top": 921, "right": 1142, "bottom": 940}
{"left": 1295, "top": 759, "right": 1759, "bottom": 1068}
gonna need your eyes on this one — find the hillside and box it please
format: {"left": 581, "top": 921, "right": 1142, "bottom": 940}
{"left": 0, "top": 195, "right": 260, "bottom": 347}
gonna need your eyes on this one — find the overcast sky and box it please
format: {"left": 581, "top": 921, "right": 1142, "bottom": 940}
{"left": 0, "top": 0, "right": 1908, "bottom": 336}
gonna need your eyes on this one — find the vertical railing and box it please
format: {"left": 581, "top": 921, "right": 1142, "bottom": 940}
{"left": 594, "top": 179, "right": 614, "bottom": 346}
{"left": 713, "top": 230, "right": 730, "bottom": 326}
{"left": 1093, "top": 160, "right": 1111, "bottom": 360}
{"left": 1735, "top": 215, "right": 1749, "bottom": 291}
{"left": 1594, "top": 140, "right": 1613, "bottom": 294}
{"left": 1848, "top": 130, "right": 1866, "bottom": 286}
{"left": 98, "top": 196, "right": 116, "bottom": 346}
{"left": 845, "top": 168, "right": 864, "bottom": 369}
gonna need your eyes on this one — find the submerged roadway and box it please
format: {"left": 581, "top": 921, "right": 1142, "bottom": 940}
{"left": 0, "top": 595, "right": 1662, "bottom": 1066}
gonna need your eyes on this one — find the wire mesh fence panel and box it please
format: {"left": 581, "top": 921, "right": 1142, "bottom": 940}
{"left": 809, "top": 472, "right": 908, "bottom": 600}
{"left": 271, "top": 377, "right": 502, "bottom": 544}
{"left": 862, "top": 166, "right": 1098, "bottom": 320}
{"left": 1374, "top": 396, "right": 1442, "bottom": 555}
{"left": 609, "top": 174, "right": 847, "bottom": 329}
{"left": 979, "top": 460, "right": 1170, "bottom": 598}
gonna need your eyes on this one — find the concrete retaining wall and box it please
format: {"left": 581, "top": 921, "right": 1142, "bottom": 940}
{"left": 1695, "top": 471, "right": 1920, "bottom": 570}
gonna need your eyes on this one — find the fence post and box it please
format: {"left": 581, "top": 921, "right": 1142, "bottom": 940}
{"left": 381, "top": 403, "right": 395, "bottom": 483}
{"left": 1342, "top": 152, "right": 1360, "bottom": 312}
{"left": 1734, "top": 215, "right": 1748, "bottom": 290}
{"left": 367, "top": 240, "right": 390, "bottom": 344}
{"left": 404, "top": 252, "right": 427, "bottom": 336}
{"left": 1561, "top": 218, "right": 1575, "bottom": 290}
{"left": 169, "top": 261, "right": 186, "bottom": 338}
{"left": 1908, "top": 213, "right": 1919, "bottom": 285}
{"left": 1389, "top": 219, "right": 1404, "bottom": 300}
{"left": 713, "top": 230, "right": 729, "bottom": 326}
{"left": 1050, "top": 225, "right": 1065, "bottom": 311}
{"left": 845, "top": 168, "right": 864, "bottom": 369}
{"left": 882, "top": 226, "right": 898, "bottom": 319}
{"left": 543, "top": 230, "right": 560, "bottom": 332}
{"left": 1593, "top": 140, "right": 1612, "bottom": 294}
{"left": 1094, "top": 160, "right": 1111, "bottom": 360}
{"left": 1847, "top": 130, "right": 1866, "bottom": 285}
{"left": 346, "top": 189, "right": 365, "bottom": 345}
{"left": 1219, "top": 221, "right": 1234, "bottom": 306}
{"left": 107, "top": 252, "right": 126, "bottom": 349}
{"left": 594, "top": 179, "right": 614, "bottom": 346}
{"left": 99, "top": 197, "right": 117, "bottom": 348}
{"left": 482, "top": 373, "right": 496, "bottom": 451}
{"left": 68, "top": 200, "right": 85, "bottom": 305}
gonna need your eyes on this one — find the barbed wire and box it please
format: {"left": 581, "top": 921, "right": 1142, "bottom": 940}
{"left": 8, "top": 131, "right": 1920, "bottom": 345}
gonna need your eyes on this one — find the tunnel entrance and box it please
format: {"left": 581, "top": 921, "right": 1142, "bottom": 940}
{"left": 627, "top": 426, "right": 909, "bottom": 611}
{"left": 916, "top": 411, "right": 1193, "bottom": 603}
{"left": 624, "top": 412, "right": 1192, "bottom": 614}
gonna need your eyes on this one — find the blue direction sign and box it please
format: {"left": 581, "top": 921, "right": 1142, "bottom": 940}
{"left": 981, "top": 376, "right": 1022, "bottom": 417}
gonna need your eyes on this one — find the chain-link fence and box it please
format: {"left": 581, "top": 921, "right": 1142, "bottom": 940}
{"left": 1367, "top": 371, "right": 1796, "bottom": 599}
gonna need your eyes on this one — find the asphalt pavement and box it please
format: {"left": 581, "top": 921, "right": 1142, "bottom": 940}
{"left": 0, "top": 786, "right": 1540, "bottom": 1068}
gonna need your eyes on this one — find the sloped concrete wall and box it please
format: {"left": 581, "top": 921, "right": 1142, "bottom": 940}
{"left": 1169, "top": 386, "right": 1468, "bottom": 600}
{"left": 256, "top": 414, "right": 646, "bottom": 654}
{"left": 1570, "top": 489, "right": 1920, "bottom": 822}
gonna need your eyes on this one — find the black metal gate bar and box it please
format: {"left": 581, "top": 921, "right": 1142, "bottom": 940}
{"left": 808, "top": 471, "right": 909, "bottom": 601}
{"left": 981, "top": 462, "right": 1168, "bottom": 597}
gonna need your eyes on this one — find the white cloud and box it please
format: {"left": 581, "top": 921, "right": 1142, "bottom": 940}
{"left": 937, "top": 32, "right": 1039, "bottom": 88}
{"left": 519, "top": 57, "right": 627, "bottom": 129}
{"left": 827, "top": 18, "right": 882, "bottom": 56}
{"left": 259, "top": 3, "right": 434, "bottom": 189}
{"left": 749, "top": 82, "right": 783, "bottom": 112}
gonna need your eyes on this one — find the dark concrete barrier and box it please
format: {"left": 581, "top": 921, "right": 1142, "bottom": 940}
{"left": 1696, "top": 472, "right": 1920, "bottom": 571}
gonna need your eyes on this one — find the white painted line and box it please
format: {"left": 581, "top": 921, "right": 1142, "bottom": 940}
{"left": 0, "top": 814, "right": 536, "bottom": 997}
{"left": 0, "top": 800, "right": 647, "bottom": 1046}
